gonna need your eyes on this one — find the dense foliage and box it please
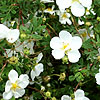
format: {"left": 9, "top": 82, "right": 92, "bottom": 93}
{"left": 0, "top": 0, "right": 100, "bottom": 100}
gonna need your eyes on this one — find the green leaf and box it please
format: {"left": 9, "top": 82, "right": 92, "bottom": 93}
{"left": 32, "top": 34, "right": 43, "bottom": 40}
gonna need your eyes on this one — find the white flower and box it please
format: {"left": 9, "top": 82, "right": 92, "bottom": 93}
{"left": 31, "top": 53, "right": 44, "bottom": 81}
{"left": 0, "top": 24, "right": 20, "bottom": 43}
{"left": 78, "top": 26, "right": 94, "bottom": 40}
{"left": 56, "top": 0, "right": 92, "bottom": 17}
{"left": 50, "top": 30, "right": 82, "bottom": 63}
{"left": 4, "top": 40, "right": 34, "bottom": 57}
{"left": 3, "top": 70, "right": 29, "bottom": 100}
{"left": 41, "top": 0, "right": 54, "bottom": 3}
{"left": 86, "top": 6, "right": 96, "bottom": 15}
{"left": 56, "top": 10, "right": 72, "bottom": 25}
{"left": 78, "top": 19, "right": 84, "bottom": 25}
{"left": 61, "top": 89, "right": 90, "bottom": 100}
{"left": 61, "top": 95, "right": 71, "bottom": 100}
{"left": 44, "top": 5, "right": 55, "bottom": 15}
{"left": 95, "top": 69, "right": 100, "bottom": 85}
{"left": 74, "top": 89, "right": 90, "bottom": 100}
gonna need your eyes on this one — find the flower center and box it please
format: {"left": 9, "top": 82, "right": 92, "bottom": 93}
{"left": 62, "top": 13, "right": 67, "bottom": 19}
{"left": 81, "top": 32, "right": 87, "bottom": 38}
{"left": 72, "top": 0, "right": 80, "bottom": 3}
{"left": 11, "top": 82, "right": 20, "bottom": 90}
{"left": 47, "top": 8, "right": 53, "bottom": 12}
{"left": 86, "top": 8, "right": 89, "bottom": 13}
{"left": 61, "top": 43, "right": 69, "bottom": 50}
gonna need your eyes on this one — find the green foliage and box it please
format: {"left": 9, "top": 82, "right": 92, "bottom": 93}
{"left": 0, "top": 0, "right": 100, "bottom": 100}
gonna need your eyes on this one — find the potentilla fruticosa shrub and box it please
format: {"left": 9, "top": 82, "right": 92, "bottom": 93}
{"left": 0, "top": 0, "right": 100, "bottom": 100}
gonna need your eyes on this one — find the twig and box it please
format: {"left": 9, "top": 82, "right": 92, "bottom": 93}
{"left": 74, "top": 81, "right": 81, "bottom": 91}
{"left": 28, "top": 86, "right": 47, "bottom": 100}
{"left": 0, "top": 62, "right": 7, "bottom": 76}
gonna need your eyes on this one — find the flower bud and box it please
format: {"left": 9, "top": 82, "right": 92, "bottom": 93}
{"left": 97, "top": 17, "right": 100, "bottom": 21}
{"left": 45, "top": 91, "right": 51, "bottom": 97}
{"left": 85, "top": 22, "right": 91, "bottom": 26}
{"left": 59, "top": 73, "right": 66, "bottom": 81}
{"left": 47, "top": 83, "right": 51, "bottom": 87}
{"left": 41, "top": 86, "right": 45, "bottom": 91}
{"left": 51, "top": 97, "right": 57, "bottom": 100}
{"left": 8, "top": 56, "right": 18, "bottom": 64}
{"left": 62, "top": 56, "right": 68, "bottom": 64}
{"left": 20, "top": 33, "right": 27, "bottom": 39}
{"left": 43, "top": 76, "right": 51, "bottom": 82}
{"left": 24, "top": 48, "right": 30, "bottom": 55}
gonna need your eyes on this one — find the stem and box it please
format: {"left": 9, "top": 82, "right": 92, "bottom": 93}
{"left": 28, "top": 86, "right": 47, "bottom": 100}
{"left": 71, "top": 15, "right": 80, "bottom": 34}
{"left": 46, "top": 23, "right": 58, "bottom": 36}
{"left": 0, "top": 62, "right": 7, "bottom": 76}
{"left": 74, "top": 81, "right": 81, "bottom": 91}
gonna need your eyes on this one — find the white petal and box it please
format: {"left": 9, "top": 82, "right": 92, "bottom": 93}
{"left": 36, "top": 53, "right": 43, "bottom": 63}
{"left": 14, "top": 88, "right": 25, "bottom": 98}
{"left": 79, "top": 0, "right": 92, "bottom": 8}
{"left": 18, "top": 74, "right": 29, "bottom": 88}
{"left": 35, "top": 63, "right": 44, "bottom": 76}
{"left": 83, "top": 97, "right": 90, "bottom": 100}
{"left": 78, "top": 19, "right": 84, "bottom": 25}
{"left": 70, "top": 36, "right": 82, "bottom": 50}
{"left": 66, "top": 18, "right": 72, "bottom": 25}
{"left": 6, "top": 29, "right": 20, "bottom": 43}
{"left": 52, "top": 49, "right": 65, "bottom": 59}
{"left": 5, "top": 80, "right": 12, "bottom": 92}
{"left": 31, "top": 70, "right": 36, "bottom": 81}
{"left": 41, "top": 0, "right": 54, "bottom": 3}
{"left": 95, "top": 73, "right": 100, "bottom": 85}
{"left": 59, "top": 30, "right": 72, "bottom": 43}
{"left": 0, "top": 24, "right": 9, "bottom": 39}
{"left": 61, "top": 95, "right": 71, "bottom": 100}
{"left": 56, "top": 0, "right": 72, "bottom": 11}
{"left": 68, "top": 50, "right": 81, "bottom": 63}
{"left": 75, "top": 89, "right": 84, "bottom": 99}
{"left": 71, "top": 2, "right": 85, "bottom": 17}
{"left": 8, "top": 69, "right": 18, "bottom": 83}
{"left": 50, "top": 37, "right": 62, "bottom": 49}
{"left": 3, "top": 91, "right": 13, "bottom": 100}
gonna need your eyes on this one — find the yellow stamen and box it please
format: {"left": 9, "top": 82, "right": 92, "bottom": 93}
{"left": 61, "top": 43, "right": 69, "bottom": 50}
{"left": 62, "top": 13, "right": 67, "bottom": 19}
{"left": 11, "top": 82, "right": 20, "bottom": 90}
{"left": 47, "top": 8, "right": 53, "bottom": 12}
{"left": 12, "top": 83, "right": 17, "bottom": 89}
{"left": 72, "top": 0, "right": 79, "bottom": 3}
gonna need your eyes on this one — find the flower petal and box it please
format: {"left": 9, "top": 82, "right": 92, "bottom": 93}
{"left": 36, "top": 53, "right": 43, "bottom": 63}
{"left": 71, "top": 2, "right": 85, "bottom": 17}
{"left": 70, "top": 36, "right": 82, "bottom": 50}
{"left": 68, "top": 50, "right": 81, "bottom": 63}
{"left": 13, "top": 88, "right": 25, "bottom": 98}
{"left": 0, "top": 24, "right": 9, "bottom": 39}
{"left": 52, "top": 49, "right": 65, "bottom": 59}
{"left": 35, "top": 63, "right": 44, "bottom": 76}
{"left": 74, "top": 89, "right": 84, "bottom": 100}
{"left": 59, "top": 30, "right": 72, "bottom": 43}
{"left": 3, "top": 91, "right": 13, "bottom": 100}
{"left": 5, "top": 80, "right": 12, "bottom": 92}
{"left": 8, "top": 69, "right": 18, "bottom": 83}
{"left": 56, "top": 0, "right": 71, "bottom": 11}
{"left": 83, "top": 97, "right": 90, "bottom": 100}
{"left": 79, "top": 0, "right": 92, "bottom": 8}
{"left": 6, "top": 29, "right": 20, "bottom": 43}
{"left": 18, "top": 74, "right": 29, "bottom": 88}
{"left": 95, "top": 73, "right": 100, "bottom": 85}
{"left": 50, "top": 37, "right": 62, "bottom": 49}
{"left": 61, "top": 95, "right": 71, "bottom": 100}
{"left": 31, "top": 70, "right": 36, "bottom": 81}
